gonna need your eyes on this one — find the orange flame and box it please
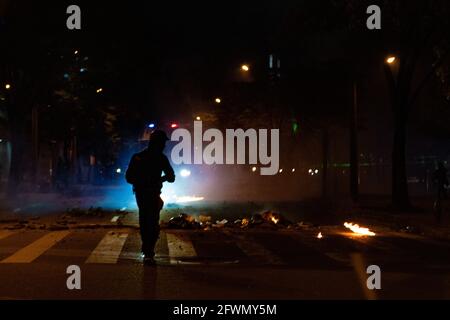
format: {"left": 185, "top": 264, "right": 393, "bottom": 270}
{"left": 344, "top": 222, "right": 375, "bottom": 236}
{"left": 262, "top": 211, "right": 281, "bottom": 225}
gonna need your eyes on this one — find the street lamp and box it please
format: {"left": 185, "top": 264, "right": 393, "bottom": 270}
{"left": 96, "top": 88, "right": 103, "bottom": 93}
{"left": 215, "top": 97, "right": 221, "bottom": 104}
{"left": 241, "top": 64, "right": 249, "bottom": 72}
{"left": 180, "top": 169, "right": 191, "bottom": 177}
{"left": 195, "top": 116, "right": 201, "bottom": 121}
{"left": 386, "top": 56, "right": 396, "bottom": 64}
{"left": 5, "top": 83, "right": 11, "bottom": 90}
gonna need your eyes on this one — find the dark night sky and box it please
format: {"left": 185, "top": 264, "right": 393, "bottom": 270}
{"left": 2, "top": 1, "right": 362, "bottom": 110}
{"left": 7, "top": 1, "right": 293, "bottom": 117}
{"left": 2, "top": 0, "right": 449, "bottom": 160}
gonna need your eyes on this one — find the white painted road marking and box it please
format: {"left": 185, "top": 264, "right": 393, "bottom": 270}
{"left": 166, "top": 232, "right": 197, "bottom": 264}
{"left": 86, "top": 231, "right": 128, "bottom": 264}
{"left": 1, "top": 231, "right": 71, "bottom": 263}
{"left": 0, "top": 230, "right": 16, "bottom": 241}
{"left": 224, "top": 231, "right": 283, "bottom": 265}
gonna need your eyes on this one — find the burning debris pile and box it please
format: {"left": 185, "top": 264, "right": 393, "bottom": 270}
{"left": 164, "top": 213, "right": 232, "bottom": 229}
{"left": 166, "top": 213, "right": 202, "bottom": 229}
{"left": 261, "top": 211, "right": 292, "bottom": 226}
{"left": 163, "top": 211, "right": 293, "bottom": 230}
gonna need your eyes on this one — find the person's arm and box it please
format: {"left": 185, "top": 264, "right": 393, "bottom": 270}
{"left": 161, "top": 155, "right": 175, "bottom": 183}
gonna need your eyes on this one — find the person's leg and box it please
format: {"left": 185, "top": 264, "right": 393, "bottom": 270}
{"left": 136, "top": 191, "right": 153, "bottom": 255}
{"left": 146, "top": 196, "right": 164, "bottom": 256}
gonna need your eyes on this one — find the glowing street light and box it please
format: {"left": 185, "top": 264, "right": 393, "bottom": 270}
{"left": 116, "top": 168, "right": 122, "bottom": 174}
{"left": 291, "top": 168, "right": 296, "bottom": 173}
{"left": 148, "top": 123, "right": 155, "bottom": 128}
{"left": 241, "top": 64, "right": 249, "bottom": 72}
{"left": 74, "top": 50, "right": 79, "bottom": 55}
{"left": 215, "top": 98, "right": 221, "bottom": 104}
{"left": 195, "top": 116, "right": 201, "bottom": 121}
{"left": 96, "top": 88, "right": 103, "bottom": 93}
{"left": 5, "top": 83, "right": 11, "bottom": 90}
{"left": 386, "top": 56, "right": 396, "bottom": 64}
{"left": 251, "top": 166, "right": 257, "bottom": 172}
{"left": 180, "top": 169, "right": 191, "bottom": 177}
{"left": 279, "top": 169, "right": 283, "bottom": 173}
{"left": 170, "top": 123, "right": 178, "bottom": 128}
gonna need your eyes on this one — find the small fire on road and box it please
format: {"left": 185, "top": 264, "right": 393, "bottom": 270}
{"left": 344, "top": 222, "right": 376, "bottom": 236}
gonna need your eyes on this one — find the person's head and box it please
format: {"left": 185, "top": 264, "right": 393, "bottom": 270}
{"left": 148, "top": 129, "right": 169, "bottom": 152}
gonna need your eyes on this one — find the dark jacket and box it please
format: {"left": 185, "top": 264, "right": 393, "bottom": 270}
{"left": 126, "top": 147, "right": 175, "bottom": 193}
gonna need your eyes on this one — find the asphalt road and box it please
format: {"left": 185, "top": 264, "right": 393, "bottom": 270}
{"left": 1, "top": 222, "right": 450, "bottom": 299}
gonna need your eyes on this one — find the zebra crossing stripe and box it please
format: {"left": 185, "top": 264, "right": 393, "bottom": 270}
{"left": 1, "top": 231, "right": 71, "bottom": 263}
{"left": 166, "top": 232, "right": 197, "bottom": 264}
{"left": 0, "top": 230, "right": 16, "bottom": 241}
{"left": 224, "top": 231, "right": 283, "bottom": 265}
{"left": 155, "top": 230, "right": 170, "bottom": 258}
{"left": 85, "top": 231, "right": 128, "bottom": 264}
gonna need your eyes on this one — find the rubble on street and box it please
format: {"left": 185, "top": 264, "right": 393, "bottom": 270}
{"left": 161, "top": 211, "right": 296, "bottom": 230}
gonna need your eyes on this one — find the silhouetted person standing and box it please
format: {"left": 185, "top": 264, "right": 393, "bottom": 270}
{"left": 126, "top": 130, "right": 175, "bottom": 265}
{"left": 433, "top": 162, "right": 448, "bottom": 223}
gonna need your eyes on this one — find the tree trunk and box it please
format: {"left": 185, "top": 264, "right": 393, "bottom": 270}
{"left": 385, "top": 57, "right": 412, "bottom": 210}
{"left": 392, "top": 113, "right": 410, "bottom": 209}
